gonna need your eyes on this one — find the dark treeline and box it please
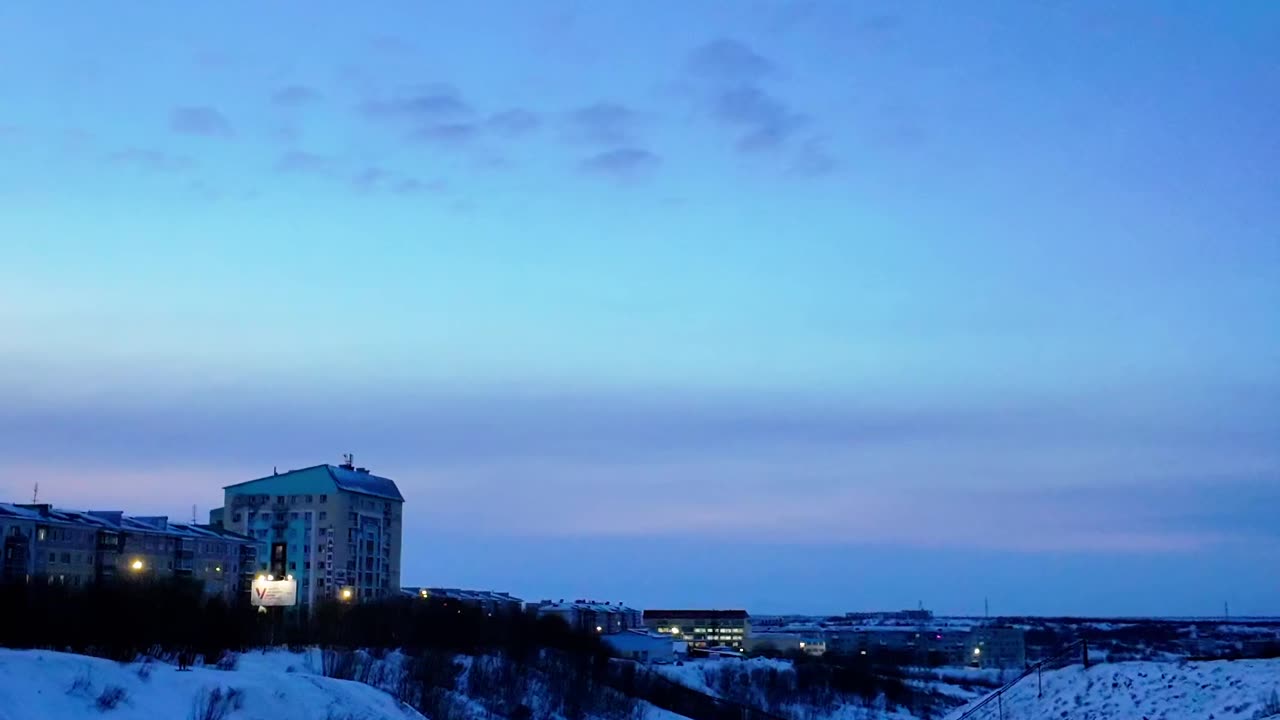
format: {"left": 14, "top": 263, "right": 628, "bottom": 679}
{"left": 0, "top": 579, "right": 947, "bottom": 720}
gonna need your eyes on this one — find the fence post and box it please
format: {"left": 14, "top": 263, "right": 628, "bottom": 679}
{"left": 997, "top": 691, "right": 1003, "bottom": 720}
{"left": 1038, "top": 665, "right": 1042, "bottom": 698}
{"left": 1081, "top": 639, "right": 1089, "bottom": 669}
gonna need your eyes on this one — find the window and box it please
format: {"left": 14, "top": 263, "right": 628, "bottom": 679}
{"left": 319, "top": 494, "right": 327, "bottom": 503}
{"left": 304, "top": 562, "right": 311, "bottom": 570}
{"left": 37, "top": 528, "right": 47, "bottom": 541}
{"left": 319, "top": 512, "right": 327, "bottom": 520}
{"left": 305, "top": 495, "right": 313, "bottom": 503}
{"left": 277, "top": 496, "right": 285, "bottom": 504}
{"left": 49, "top": 552, "right": 56, "bottom": 563}
{"left": 232, "top": 513, "right": 241, "bottom": 522}
{"left": 291, "top": 512, "right": 298, "bottom": 520}
{"left": 289, "top": 561, "right": 296, "bottom": 570}
{"left": 348, "top": 512, "right": 357, "bottom": 522}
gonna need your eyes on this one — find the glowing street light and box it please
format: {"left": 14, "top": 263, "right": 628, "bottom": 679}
{"left": 341, "top": 588, "right": 353, "bottom": 601}
{"left": 596, "top": 626, "right": 603, "bottom": 633}
{"left": 130, "top": 559, "right": 144, "bottom": 571}
{"left": 973, "top": 647, "right": 982, "bottom": 656}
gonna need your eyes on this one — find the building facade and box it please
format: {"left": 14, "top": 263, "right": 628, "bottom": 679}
{"left": 643, "top": 610, "right": 751, "bottom": 648}
{"left": 604, "top": 630, "right": 676, "bottom": 663}
{"left": 0, "top": 503, "right": 256, "bottom": 601}
{"left": 535, "top": 600, "right": 643, "bottom": 634}
{"left": 214, "top": 460, "right": 404, "bottom": 608}
{"left": 967, "top": 625, "right": 1026, "bottom": 669}
{"left": 403, "top": 587, "right": 524, "bottom": 615}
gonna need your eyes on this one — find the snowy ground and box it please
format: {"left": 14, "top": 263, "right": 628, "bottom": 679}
{"left": 948, "top": 658, "right": 1280, "bottom": 720}
{"left": 0, "top": 648, "right": 422, "bottom": 720}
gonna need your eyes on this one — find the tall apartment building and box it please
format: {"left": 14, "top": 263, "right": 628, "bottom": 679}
{"left": 214, "top": 460, "right": 404, "bottom": 607}
{"left": 0, "top": 503, "right": 257, "bottom": 601}
{"left": 643, "top": 610, "right": 751, "bottom": 648}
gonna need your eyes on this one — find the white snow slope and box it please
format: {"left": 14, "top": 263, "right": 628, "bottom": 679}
{"left": 951, "top": 658, "right": 1280, "bottom": 720}
{"left": 0, "top": 648, "right": 422, "bottom": 720}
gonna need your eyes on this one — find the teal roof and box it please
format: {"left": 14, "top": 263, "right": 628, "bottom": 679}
{"left": 225, "top": 464, "right": 404, "bottom": 502}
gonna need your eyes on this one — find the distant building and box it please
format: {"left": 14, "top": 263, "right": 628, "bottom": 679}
{"left": 824, "top": 626, "right": 970, "bottom": 662}
{"left": 643, "top": 610, "right": 751, "bottom": 648}
{"left": 746, "top": 632, "right": 825, "bottom": 656}
{"left": 403, "top": 587, "right": 523, "bottom": 615}
{"left": 844, "top": 608, "right": 935, "bottom": 623}
{"left": 967, "top": 626, "right": 1026, "bottom": 669}
{"left": 0, "top": 503, "right": 257, "bottom": 602}
{"left": 214, "top": 459, "right": 404, "bottom": 607}
{"left": 603, "top": 630, "right": 675, "bottom": 663}
{"left": 535, "top": 600, "right": 642, "bottom": 634}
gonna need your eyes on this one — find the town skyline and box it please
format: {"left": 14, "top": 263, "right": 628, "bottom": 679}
{"left": 2, "top": 1, "right": 1277, "bottom": 617}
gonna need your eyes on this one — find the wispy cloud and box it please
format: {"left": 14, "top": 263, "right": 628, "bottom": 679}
{"left": 272, "top": 85, "right": 324, "bottom": 108}
{"left": 791, "top": 138, "right": 838, "bottom": 176}
{"left": 362, "top": 85, "right": 470, "bottom": 120}
{"left": 686, "top": 38, "right": 774, "bottom": 83}
{"left": 580, "top": 147, "right": 660, "bottom": 181}
{"left": 713, "top": 86, "right": 805, "bottom": 151}
{"left": 565, "top": 102, "right": 641, "bottom": 146}
{"left": 169, "top": 106, "right": 233, "bottom": 138}
{"left": 351, "top": 166, "right": 444, "bottom": 196}
{"left": 274, "top": 150, "right": 334, "bottom": 174}
{"left": 107, "top": 148, "right": 196, "bottom": 173}
{"left": 409, "top": 122, "right": 478, "bottom": 147}
{"left": 486, "top": 108, "right": 541, "bottom": 136}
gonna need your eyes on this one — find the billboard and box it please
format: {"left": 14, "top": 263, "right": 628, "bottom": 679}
{"left": 251, "top": 576, "right": 297, "bottom": 607}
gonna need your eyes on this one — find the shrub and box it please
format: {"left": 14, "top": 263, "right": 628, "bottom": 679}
{"left": 95, "top": 685, "right": 128, "bottom": 711}
{"left": 67, "top": 669, "right": 94, "bottom": 697}
{"left": 136, "top": 659, "right": 154, "bottom": 682}
{"left": 189, "top": 686, "right": 245, "bottom": 720}
{"left": 214, "top": 651, "right": 238, "bottom": 671}
{"left": 1254, "top": 689, "right": 1280, "bottom": 719}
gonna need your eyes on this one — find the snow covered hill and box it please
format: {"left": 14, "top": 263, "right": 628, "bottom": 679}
{"left": 0, "top": 648, "right": 422, "bottom": 720}
{"left": 951, "top": 658, "right": 1280, "bottom": 720}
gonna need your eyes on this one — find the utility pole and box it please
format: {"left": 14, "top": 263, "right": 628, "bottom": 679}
{"left": 985, "top": 597, "right": 989, "bottom": 620}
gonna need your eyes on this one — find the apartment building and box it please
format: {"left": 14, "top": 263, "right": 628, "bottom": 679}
{"left": 643, "top": 610, "right": 751, "bottom": 648}
{"left": 403, "top": 587, "right": 524, "bottom": 615}
{"left": 967, "top": 625, "right": 1027, "bottom": 669}
{"left": 214, "top": 459, "right": 404, "bottom": 607}
{"left": 535, "top": 600, "right": 643, "bottom": 634}
{"left": 0, "top": 503, "right": 257, "bottom": 601}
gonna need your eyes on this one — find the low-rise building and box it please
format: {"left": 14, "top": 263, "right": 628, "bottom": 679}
{"left": 534, "top": 600, "right": 642, "bottom": 634}
{"left": 403, "top": 587, "right": 523, "bottom": 615}
{"left": 603, "top": 630, "right": 675, "bottom": 663}
{"left": 643, "top": 610, "right": 750, "bottom": 648}
{"left": 0, "top": 503, "right": 257, "bottom": 602}
{"left": 967, "top": 625, "right": 1026, "bottom": 669}
{"left": 746, "top": 632, "right": 825, "bottom": 656}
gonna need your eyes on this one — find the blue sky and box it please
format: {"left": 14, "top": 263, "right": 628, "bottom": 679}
{"left": 1, "top": 1, "right": 1277, "bottom": 616}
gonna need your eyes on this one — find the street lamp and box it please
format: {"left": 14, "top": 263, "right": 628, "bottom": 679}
{"left": 341, "top": 588, "right": 353, "bottom": 601}
{"left": 130, "top": 559, "right": 144, "bottom": 571}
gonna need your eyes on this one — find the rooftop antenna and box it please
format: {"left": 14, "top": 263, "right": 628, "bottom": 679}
{"left": 341, "top": 453, "right": 355, "bottom": 470}
{"left": 192, "top": 504, "right": 198, "bottom": 524}
{"left": 32, "top": 482, "right": 38, "bottom": 503}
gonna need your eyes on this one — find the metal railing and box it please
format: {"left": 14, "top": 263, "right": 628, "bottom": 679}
{"left": 952, "top": 640, "right": 1089, "bottom": 720}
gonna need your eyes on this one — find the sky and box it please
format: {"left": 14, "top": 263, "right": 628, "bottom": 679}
{"left": 1, "top": 1, "right": 1277, "bottom": 617}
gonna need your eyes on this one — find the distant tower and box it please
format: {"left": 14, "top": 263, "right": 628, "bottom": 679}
{"left": 192, "top": 504, "right": 198, "bottom": 524}
{"left": 32, "top": 482, "right": 38, "bottom": 503}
